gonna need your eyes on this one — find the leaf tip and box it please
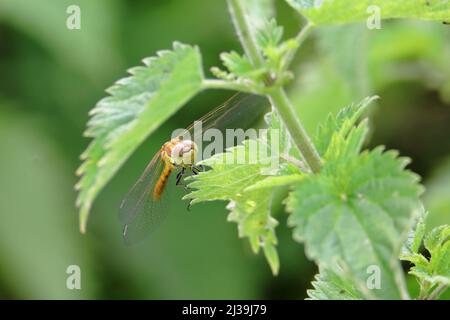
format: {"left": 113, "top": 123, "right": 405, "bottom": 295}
{"left": 79, "top": 223, "right": 87, "bottom": 234}
{"left": 78, "top": 203, "right": 92, "bottom": 235}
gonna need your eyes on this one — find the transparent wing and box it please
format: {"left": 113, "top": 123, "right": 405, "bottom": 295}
{"left": 186, "top": 93, "right": 270, "bottom": 140}
{"left": 118, "top": 150, "right": 168, "bottom": 245}
{"left": 119, "top": 93, "right": 269, "bottom": 243}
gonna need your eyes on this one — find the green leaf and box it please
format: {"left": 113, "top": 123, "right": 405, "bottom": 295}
{"left": 185, "top": 112, "right": 299, "bottom": 275}
{"left": 76, "top": 42, "right": 204, "bottom": 232}
{"left": 253, "top": 19, "right": 299, "bottom": 80}
{"left": 185, "top": 139, "right": 281, "bottom": 274}
{"left": 262, "top": 235, "right": 280, "bottom": 275}
{"left": 307, "top": 267, "right": 364, "bottom": 300}
{"left": 218, "top": 50, "right": 271, "bottom": 88}
{"left": 287, "top": 96, "right": 424, "bottom": 298}
{"left": 402, "top": 207, "right": 427, "bottom": 256}
{"left": 315, "top": 96, "right": 378, "bottom": 156}
{"left": 425, "top": 225, "right": 450, "bottom": 255}
{"left": 220, "top": 51, "right": 255, "bottom": 77}
{"left": 425, "top": 225, "right": 450, "bottom": 284}
{"left": 216, "top": 16, "right": 298, "bottom": 91}
{"left": 401, "top": 224, "right": 450, "bottom": 297}
{"left": 286, "top": 0, "right": 450, "bottom": 25}
{"left": 186, "top": 110, "right": 296, "bottom": 205}
{"left": 255, "top": 19, "right": 284, "bottom": 50}
{"left": 245, "top": 174, "right": 304, "bottom": 191}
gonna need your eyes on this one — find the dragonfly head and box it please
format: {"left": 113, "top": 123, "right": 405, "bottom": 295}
{"left": 170, "top": 140, "right": 198, "bottom": 167}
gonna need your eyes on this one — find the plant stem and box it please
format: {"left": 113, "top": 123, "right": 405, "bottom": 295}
{"left": 282, "top": 22, "right": 315, "bottom": 71}
{"left": 203, "top": 79, "right": 255, "bottom": 94}
{"left": 226, "top": 0, "right": 264, "bottom": 67}
{"left": 417, "top": 281, "right": 428, "bottom": 300}
{"left": 426, "top": 283, "right": 448, "bottom": 300}
{"left": 268, "top": 88, "right": 322, "bottom": 173}
{"left": 226, "top": 0, "right": 322, "bottom": 173}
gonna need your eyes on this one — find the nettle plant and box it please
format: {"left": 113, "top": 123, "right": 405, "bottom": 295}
{"left": 76, "top": 0, "right": 450, "bottom": 300}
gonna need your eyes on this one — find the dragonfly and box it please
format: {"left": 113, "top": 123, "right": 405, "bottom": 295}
{"left": 119, "top": 93, "right": 270, "bottom": 244}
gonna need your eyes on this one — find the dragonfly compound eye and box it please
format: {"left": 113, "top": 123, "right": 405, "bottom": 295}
{"left": 171, "top": 140, "right": 198, "bottom": 166}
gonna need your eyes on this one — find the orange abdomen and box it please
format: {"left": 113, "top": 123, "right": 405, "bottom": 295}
{"left": 153, "top": 163, "right": 172, "bottom": 200}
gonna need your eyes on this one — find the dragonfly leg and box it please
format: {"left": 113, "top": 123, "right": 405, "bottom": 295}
{"left": 175, "top": 166, "right": 196, "bottom": 212}
{"left": 176, "top": 168, "right": 192, "bottom": 204}
{"left": 191, "top": 165, "right": 203, "bottom": 175}
{"left": 175, "top": 167, "right": 186, "bottom": 186}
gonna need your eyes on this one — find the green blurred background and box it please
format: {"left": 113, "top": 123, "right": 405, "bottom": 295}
{"left": 0, "top": 0, "right": 448, "bottom": 299}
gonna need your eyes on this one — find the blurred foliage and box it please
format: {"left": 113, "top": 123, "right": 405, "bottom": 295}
{"left": 285, "top": 0, "right": 449, "bottom": 25}
{"left": 424, "top": 157, "right": 450, "bottom": 230}
{"left": 0, "top": 0, "right": 448, "bottom": 299}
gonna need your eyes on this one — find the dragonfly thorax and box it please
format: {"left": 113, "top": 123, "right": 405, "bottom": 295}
{"left": 163, "top": 138, "right": 198, "bottom": 167}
